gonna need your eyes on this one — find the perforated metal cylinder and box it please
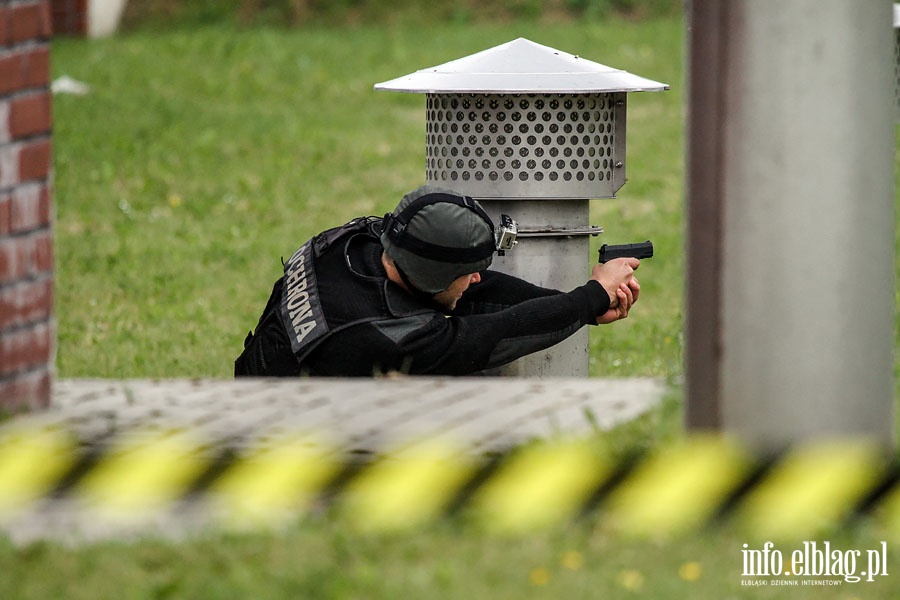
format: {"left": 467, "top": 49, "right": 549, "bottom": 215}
{"left": 425, "top": 92, "right": 626, "bottom": 199}
{"left": 376, "top": 38, "right": 668, "bottom": 378}
{"left": 423, "top": 91, "right": 621, "bottom": 377}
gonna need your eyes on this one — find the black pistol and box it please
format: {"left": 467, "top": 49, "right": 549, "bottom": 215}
{"left": 598, "top": 241, "right": 654, "bottom": 263}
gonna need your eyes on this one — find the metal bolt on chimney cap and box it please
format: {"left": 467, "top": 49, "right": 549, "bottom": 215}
{"left": 374, "top": 37, "right": 669, "bottom": 94}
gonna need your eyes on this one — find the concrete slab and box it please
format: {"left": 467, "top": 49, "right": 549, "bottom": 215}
{"left": 46, "top": 376, "right": 666, "bottom": 453}
{"left": 0, "top": 376, "right": 667, "bottom": 544}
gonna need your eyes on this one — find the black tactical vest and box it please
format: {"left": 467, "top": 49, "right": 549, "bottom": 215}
{"left": 278, "top": 217, "right": 432, "bottom": 365}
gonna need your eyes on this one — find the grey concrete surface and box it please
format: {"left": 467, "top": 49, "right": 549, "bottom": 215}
{"left": 0, "top": 376, "right": 666, "bottom": 544}
{"left": 48, "top": 377, "right": 665, "bottom": 452}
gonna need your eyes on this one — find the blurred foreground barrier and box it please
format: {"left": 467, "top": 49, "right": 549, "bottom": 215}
{"left": 0, "top": 420, "right": 898, "bottom": 540}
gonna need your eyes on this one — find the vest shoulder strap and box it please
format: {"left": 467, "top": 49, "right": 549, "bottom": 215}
{"left": 280, "top": 217, "right": 378, "bottom": 358}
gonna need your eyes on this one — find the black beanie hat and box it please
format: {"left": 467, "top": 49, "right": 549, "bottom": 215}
{"left": 380, "top": 186, "right": 495, "bottom": 294}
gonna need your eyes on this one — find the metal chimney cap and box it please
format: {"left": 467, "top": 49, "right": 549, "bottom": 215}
{"left": 374, "top": 37, "right": 669, "bottom": 94}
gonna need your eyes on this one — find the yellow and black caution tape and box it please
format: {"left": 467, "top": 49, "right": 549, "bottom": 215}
{"left": 0, "top": 422, "right": 77, "bottom": 515}
{"left": 208, "top": 433, "right": 340, "bottom": 528}
{"left": 338, "top": 437, "right": 477, "bottom": 531}
{"left": 467, "top": 437, "right": 613, "bottom": 532}
{"left": 1, "top": 420, "right": 899, "bottom": 539}
{"left": 603, "top": 435, "right": 756, "bottom": 537}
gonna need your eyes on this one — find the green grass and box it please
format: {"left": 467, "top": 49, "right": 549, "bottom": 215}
{"left": 51, "top": 19, "right": 683, "bottom": 379}
{"left": 117, "top": 0, "right": 684, "bottom": 31}
{"left": 2, "top": 515, "right": 898, "bottom": 599}
{"left": 35, "top": 15, "right": 900, "bottom": 600}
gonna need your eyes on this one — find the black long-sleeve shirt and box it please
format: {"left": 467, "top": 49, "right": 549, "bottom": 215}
{"left": 298, "top": 234, "right": 610, "bottom": 376}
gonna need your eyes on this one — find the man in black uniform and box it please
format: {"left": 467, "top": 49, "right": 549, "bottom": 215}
{"left": 235, "top": 185, "right": 641, "bottom": 377}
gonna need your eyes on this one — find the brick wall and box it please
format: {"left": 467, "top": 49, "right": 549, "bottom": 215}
{"left": 0, "top": 0, "right": 54, "bottom": 411}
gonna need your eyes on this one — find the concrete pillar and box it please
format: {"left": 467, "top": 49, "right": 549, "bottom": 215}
{"left": 685, "top": 0, "right": 895, "bottom": 450}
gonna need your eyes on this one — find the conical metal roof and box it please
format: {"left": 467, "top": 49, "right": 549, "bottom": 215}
{"left": 374, "top": 37, "right": 669, "bottom": 94}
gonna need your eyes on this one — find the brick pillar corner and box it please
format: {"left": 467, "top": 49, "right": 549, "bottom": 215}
{"left": 1, "top": 0, "right": 55, "bottom": 411}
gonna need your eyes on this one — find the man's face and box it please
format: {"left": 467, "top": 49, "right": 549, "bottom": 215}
{"left": 432, "top": 272, "right": 482, "bottom": 311}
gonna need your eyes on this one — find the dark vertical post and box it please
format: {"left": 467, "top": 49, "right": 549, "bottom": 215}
{"left": 684, "top": 0, "right": 732, "bottom": 429}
